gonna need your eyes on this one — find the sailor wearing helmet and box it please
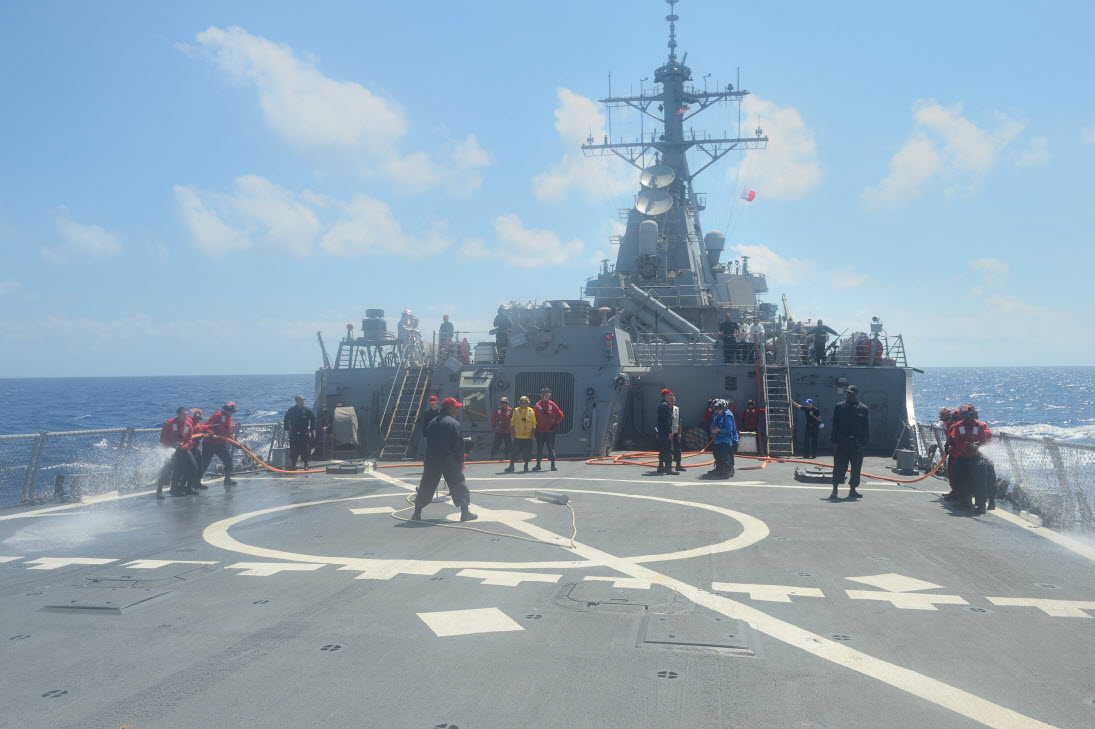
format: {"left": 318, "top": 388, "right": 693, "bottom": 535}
{"left": 708, "top": 399, "right": 739, "bottom": 479}
{"left": 199, "top": 401, "right": 238, "bottom": 487}
{"left": 412, "top": 397, "right": 477, "bottom": 522}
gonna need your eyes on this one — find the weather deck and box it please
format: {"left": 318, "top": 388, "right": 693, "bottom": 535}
{"left": 1, "top": 457, "right": 1093, "bottom": 729}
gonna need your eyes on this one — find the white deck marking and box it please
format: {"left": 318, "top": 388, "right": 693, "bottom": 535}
{"left": 0, "top": 556, "right": 23, "bottom": 563}
{"left": 417, "top": 607, "right": 524, "bottom": 637}
{"left": 464, "top": 475, "right": 916, "bottom": 493}
{"left": 846, "top": 590, "right": 968, "bottom": 610}
{"left": 990, "top": 507, "right": 1095, "bottom": 564}
{"left": 987, "top": 597, "right": 1095, "bottom": 618}
{"left": 226, "top": 562, "right": 325, "bottom": 576}
{"left": 348, "top": 506, "right": 397, "bottom": 515}
{"left": 846, "top": 573, "right": 942, "bottom": 592}
{"left": 23, "top": 557, "right": 117, "bottom": 570}
{"left": 121, "top": 559, "right": 218, "bottom": 569}
{"left": 338, "top": 560, "right": 445, "bottom": 580}
{"left": 455, "top": 569, "right": 561, "bottom": 586}
{"left": 583, "top": 576, "right": 653, "bottom": 589}
{"left": 711, "top": 582, "right": 825, "bottom": 603}
{"left": 204, "top": 472, "right": 1061, "bottom": 728}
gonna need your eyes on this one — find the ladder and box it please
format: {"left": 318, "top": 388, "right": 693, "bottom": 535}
{"left": 761, "top": 360, "right": 794, "bottom": 458}
{"left": 378, "top": 365, "right": 431, "bottom": 461}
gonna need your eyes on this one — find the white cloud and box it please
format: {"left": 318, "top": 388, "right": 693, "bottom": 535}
{"left": 40, "top": 207, "right": 123, "bottom": 263}
{"left": 1017, "top": 135, "right": 1050, "bottom": 167}
{"left": 177, "top": 175, "right": 454, "bottom": 260}
{"left": 492, "top": 214, "right": 584, "bottom": 267}
{"left": 174, "top": 185, "right": 251, "bottom": 258}
{"left": 862, "top": 100, "right": 1025, "bottom": 208}
{"left": 320, "top": 194, "right": 450, "bottom": 258}
{"left": 830, "top": 270, "right": 867, "bottom": 290}
{"left": 969, "top": 257, "right": 1010, "bottom": 294}
{"left": 458, "top": 238, "right": 490, "bottom": 260}
{"left": 728, "top": 244, "right": 812, "bottom": 286}
{"left": 532, "top": 88, "right": 630, "bottom": 204}
{"left": 728, "top": 96, "right": 821, "bottom": 200}
{"left": 0, "top": 280, "right": 19, "bottom": 295}
{"left": 1080, "top": 124, "right": 1095, "bottom": 144}
{"left": 184, "top": 26, "right": 490, "bottom": 193}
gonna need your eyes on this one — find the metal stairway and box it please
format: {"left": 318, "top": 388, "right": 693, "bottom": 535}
{"left": 378, "top": 365, "right": 431, "bottom": 461}
{"left": 761, "top": 362, "right": 794, "bottom": 457}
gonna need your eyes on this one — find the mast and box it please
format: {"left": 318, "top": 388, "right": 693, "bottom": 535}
{"left": 582, "top": 0, "right": 768, "bottom": 327}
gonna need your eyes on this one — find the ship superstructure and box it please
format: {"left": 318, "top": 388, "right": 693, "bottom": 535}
{"left": 314, "top": 1, "right": 915, "bottom": 463}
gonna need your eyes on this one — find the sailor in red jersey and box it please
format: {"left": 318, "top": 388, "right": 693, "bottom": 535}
{"left": 490, "top": 396, "right": 514, "bottom": 461}
{"left": 740, "top": 400, "right": 760, "bottom": 432}
{"left": 157, "top": 407, "right": 196, "bottom": 498}
{"left": 199, "top": 401, "right": 238, "bottom": 487}
{"left": 947, "top": 404, "right": 993, "bottom": 514}
{"left": 187, "top": 408, "right": 208, "bottom": 492}
{"left": 532, "top": 387, "right": 564, "bottom": 471}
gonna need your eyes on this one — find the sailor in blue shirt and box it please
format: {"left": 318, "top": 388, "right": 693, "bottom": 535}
{"left": 708, "top": 399, "right": 739, "bottom": 479}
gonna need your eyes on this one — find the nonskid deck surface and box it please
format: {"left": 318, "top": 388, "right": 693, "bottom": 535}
{"left": 1, "top": 459, "right": 1093, "bottom": 729}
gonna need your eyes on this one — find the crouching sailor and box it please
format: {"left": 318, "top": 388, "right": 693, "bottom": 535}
{"left": 413, "top": 397, "right": 477, "bottom": 522}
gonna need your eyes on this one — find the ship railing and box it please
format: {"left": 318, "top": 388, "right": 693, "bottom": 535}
{"left": 631, "top": 336, "right": 723, "bottom": 366}
{"left": 0, "top": 422, "right": 283, "bottom": 509}
{"left": 909, "top": 422, "right": 1095, "bottom": 530}
{"left": 782, "top": 331, "right": 909, "bottom": 368}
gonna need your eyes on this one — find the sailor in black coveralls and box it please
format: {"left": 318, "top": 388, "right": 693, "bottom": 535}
{"left": 283, "top": 394, "right": 316, "bottom": 470}
{"left": 830, "top": 384, "right": 869, "bottom": 499}
{"left": 412, "top": 397, "right": 477, "bottom": 522}
{"left": 656, "top": 388, "right": 676, "bottom": 474}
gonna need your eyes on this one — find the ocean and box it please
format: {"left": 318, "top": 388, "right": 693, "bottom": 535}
{"left": 1, "top": 367, "right": 1093, "bottom": 443}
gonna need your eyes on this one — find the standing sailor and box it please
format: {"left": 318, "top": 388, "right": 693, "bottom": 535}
{"left": 830, "top": 385, "right": 869, "bottom": 499}
{"left": 492, "top": 305, "right": 512, "bottom": 355}
{"left": 438, "top": 315, "right": 455, "bottom": 357}
{"left": 948, "top": 404, "right": 993, "bottom": 514}
{"left": 718, "top": 314, "right": 738, "bottom": 363}
{"left": 790, "top": 397, "right": 822, "bottom": 459}
{"left": 283, "top": 394, "right": 316, "bottom": 471}
{"left": 656, "top": 389, "right": 674, "bottom": 475}
{"left": 412, "top": 397, "right": 477, "bottom": 522}
{"left": 708, "top": 399, "right": 739, "bottom": 478}
{"left": 810, "top": 320, "right": 839, "bottom": 365}
{"left": 490, "top": 396, "right": 513, "bottom": 460}
{"left": 200, "top": 401, "right": 238, "bottom": 487}
{"left": 532, "top": 387, "right": 563, "bottom": 471}
{"left": 504, "top": 396, "right": 537, "bottom": 473}
{"left": 187, "top": 408, "right": 207, "bottom": 491}
{"left": 671, "top": 392, "right": 684, "bottom": 473}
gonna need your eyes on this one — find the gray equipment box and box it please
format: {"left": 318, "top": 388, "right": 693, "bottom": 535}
{"left": 326, "top": 460, "right": 367, "bottom": 475}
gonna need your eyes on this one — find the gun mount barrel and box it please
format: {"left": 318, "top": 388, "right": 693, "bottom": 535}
{"left": 622, "top": 283, "right": 715, "bottom": 343}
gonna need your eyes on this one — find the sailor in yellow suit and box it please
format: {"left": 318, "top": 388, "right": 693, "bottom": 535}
{"left": 503, "top": 395, "right": 537, "bottom": 473}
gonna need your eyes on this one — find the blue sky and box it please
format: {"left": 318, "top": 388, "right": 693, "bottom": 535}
{"left": 1, "top": 0, "right": 1092, "bottom": 377}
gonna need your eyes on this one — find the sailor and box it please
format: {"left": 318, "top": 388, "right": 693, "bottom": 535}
{"left": 656, "top": 388, "right": 675, "bottom": 475}
{"left": 490, "top": 396, "right": 514, "bottom": 460}
{"left": 740, "top": 400, "right": 760, "bottom": 432}
{"left": 532, "top": 387, "right": 564, "bottom": 471}
{"left": 790, "top": 397, "right": 822, "bottom": 459}
{"left": 158, "top": 407, "right": 196, "bottom": 498}
{"left": 718, "top": 314, "right": 738, "bottom": 363}
{"left": 413, "top": 395, "right": 440, "bottom": 459}
{"left": 504, "top": 395, "right": 537, "bottom": 473}
{"left": 438, "top": 314, "right": 455, "bottom": 356}
{"left": 708, "top": 399, "right": 739, "bottom": 478}
{"left": 938, "top": 408, "right": 958, "bottom": 500}
{"left": 830, "top": 385, "right": 869, "bottom": 499}
{"left": 283, "top": 394, "right": 316, "bottom": 471}
{"left": 810, "top": 320, "right": 839, "bottom": 365}
{"left": 492, "top": 305, "right": 512, "bottom": 354}
{"left": 187, "top": 408, "right": 207, "bottom": 491}
{"left": 749, "top": 317, "right": 766, "bottom": 363}
{"left": 199, "top": 401, "right": 238, "bottom": 487}
{"left": 412, "top": 397, "right": 476, "bottom": 522}
{"left": 671, "top": 392, "right": 684, "bottom": 473}
{"left": 947, "top": 404, "right": 993, "bottom": 514}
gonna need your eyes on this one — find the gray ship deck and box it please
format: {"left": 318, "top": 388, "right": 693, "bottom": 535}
{"left": 2, "top": 457, "right": 1093, "bottom": 729}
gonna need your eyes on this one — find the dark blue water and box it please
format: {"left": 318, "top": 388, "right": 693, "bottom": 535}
{"left": 0, "top": 374, "right": 314, "bottom": 435}
{"left": 2, "top": 367, "right": 1093, "bottom": 443}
